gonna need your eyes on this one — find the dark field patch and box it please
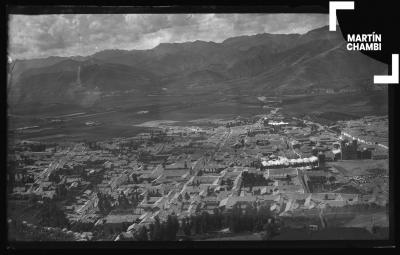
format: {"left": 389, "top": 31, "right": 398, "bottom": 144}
{"left": 280, "top": 91, "right": 388, "bottom": 117}
{"left": 8, "top": 91, "right": 388, "bottom": 143}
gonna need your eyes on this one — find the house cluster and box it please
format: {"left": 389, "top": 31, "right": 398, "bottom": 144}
{"left": 8, "top": 110, "right": 389, "bottom": 240}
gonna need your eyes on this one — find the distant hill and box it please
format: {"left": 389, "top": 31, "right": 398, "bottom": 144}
{"left": 8, "top": 25, "right": 387, "bottom": 114}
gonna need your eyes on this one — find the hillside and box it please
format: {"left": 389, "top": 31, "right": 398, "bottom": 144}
{"left": 8, "top": 25, "right": 387, "bottom": 114}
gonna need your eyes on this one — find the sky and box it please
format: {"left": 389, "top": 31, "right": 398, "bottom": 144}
{"left": 8, "top": 14, "right": 328, "bottom": 60}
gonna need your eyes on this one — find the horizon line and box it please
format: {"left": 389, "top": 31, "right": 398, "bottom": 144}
{"left": 10, "top": 24, "right": 330, "bottom": 62}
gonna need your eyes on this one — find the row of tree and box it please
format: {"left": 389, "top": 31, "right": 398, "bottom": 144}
{"left": 131, "top": 203, "right": 281, "bottom": 241}
{"left": 133, "top": 214, "right": 180, "bottom": 241}
{"left": 8, "top": 218, "right": 75, "bottom": 241}
{"left": 37, "top": 198, "right": 70, "bottom": 228}
{"left": 186, "top": 204, "right": 281, "bottom": 238}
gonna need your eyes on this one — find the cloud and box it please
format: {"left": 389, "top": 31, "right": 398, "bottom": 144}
{"left": 8, "top": 13, "right": 328, "bottom": 59}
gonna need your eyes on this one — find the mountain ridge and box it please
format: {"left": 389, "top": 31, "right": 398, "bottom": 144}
{"left": 8, "top": 25, "right": 387, "bottom": 114}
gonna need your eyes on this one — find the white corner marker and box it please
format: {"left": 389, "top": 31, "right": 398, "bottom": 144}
{"left": 374, "top": 54, "right": 399, "bottom": 84}
{"left": 329, "top": 1, "right": 355, "bottom": 31}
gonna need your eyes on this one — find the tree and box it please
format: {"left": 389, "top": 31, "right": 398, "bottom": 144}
{"left": 226, "top": 178, "right": 234, "bottom": 190}
{"left": 182, "top": 218, "right": 191, "bottom": 236}
{"left": 148, "top": 223, "right": 155, "bottom": 241}
{"left": 286, "top": 174, "right": 291, "bottom": 185}
{"left": 165, "top": 215, "right": 174, "bottom": 240}
{"left": 55, "top": 183, "right": 67, "bottom": 200}
{"left": 118, "top": 192, "right": 129, "bottom": 208}
{"left": 213, "top": 207, "right": 222, "bottom": 229}
{"left": 184, "top": 192, "right": 190, "bottom": 200}
{"left": 328, "top": 176, "right": 336, "bottom": 183}
{"left": 153, "top": 216, "right": 162, "bottom": 241}
{"left": 98, "top": 193, "right": 113, "bottom": 215}
{"left": 38, "top": 199, "right": 69, "bottom": 228}
{"left": 195, "top": 215, "right": 202, "bottom": 234}
{"left": 263, "top": 218, "right": 279, "bottom": 240}
{"left": 135, "top": 226, "right": 148, "bottom": 241}
{"left": 162, "top": 215, "right": 179, "bottom": 241}
{"left": 177, "top": 193, "right": 183, "bottom": 202}
{"left": 171, "top": 215, "right": 180, "bottom": 239}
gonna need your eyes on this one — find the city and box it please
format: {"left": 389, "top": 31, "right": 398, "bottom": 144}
{"left": 7, "top": 107, "right": 389, "bottom": 241}
{"left": 6, "top": 12, "right": 391, "bottom": 243}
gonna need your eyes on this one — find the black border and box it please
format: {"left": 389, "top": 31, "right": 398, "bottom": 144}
{"left": 2, "top": 0, "right": 399, "bottom": 252}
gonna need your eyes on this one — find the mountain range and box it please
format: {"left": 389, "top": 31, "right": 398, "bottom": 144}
{"left": 8, "top": 25, "right": 387, "bottom": 114}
